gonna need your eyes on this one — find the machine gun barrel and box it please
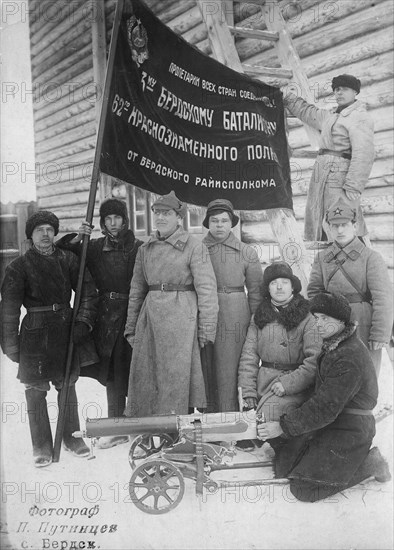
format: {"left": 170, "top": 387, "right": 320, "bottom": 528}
{"left": 76, "top": 415, "right": 178, "bottom": 438}
{"left": 75, "top": 410, "right": 258, "bottom": 443}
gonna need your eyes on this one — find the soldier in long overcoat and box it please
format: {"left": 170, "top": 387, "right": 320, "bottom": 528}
{"left": 258, "top": 293, "right": 391, "bottom": 502}
{"left": 0, "top": 211, "right": 98, "bottom": 467}
{"left": 238, "top": 262, "right": 320, "bottom": 441}
{"left": 57, "top": 199, "right": 143, "bottom": 448}
{"left": 124, "top": 191, "right": 218, "bottom": 417}
{"left": 202, "top": 199, "right": 263, "bottom": 412}
{"left": 308, "top": 203, "right": 393, "bottom": 375}
{"left": 283, "top": 74, "right": 374, "bottom": 241}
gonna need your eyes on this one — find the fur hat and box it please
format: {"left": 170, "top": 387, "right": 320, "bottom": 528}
{"left": 261, "top": 261, "right": 302, "bottom": 296}
{"left": 331, "top": 74, "right": 361, "bottom": 94}
{"left": 25, "top": 211, "right": 59, "bottom": 239}
{"left": 151, "top": 190, "right": 187, "bottom": 218}
{"left": 309, "top": 292, "right": 351, "bottom": 323}
{"left": 326, "top": 201, "right": 357, "bottom": 224}
{"left": 202, "top": 199, "right": 239, "bottom": 228}
{"left": 99, "top": 199, "right": 129, "bottom": 229}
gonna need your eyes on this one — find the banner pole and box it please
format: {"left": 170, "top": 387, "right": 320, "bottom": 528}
{"left": 53, "top": 0, "right": 126, "bottom": 462}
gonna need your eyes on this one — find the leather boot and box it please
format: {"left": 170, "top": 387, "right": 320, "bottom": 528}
{"left": 347, "top": 446, "right": 392, "bottom": 487}
{"left": 58, "top": 385, "right": 89, "bottom": 457}
{"left": 25, "top": 389, "right": 53, "bottom": 468}
{"left": 97, "top": 381, "right": 128, "bottom": 449}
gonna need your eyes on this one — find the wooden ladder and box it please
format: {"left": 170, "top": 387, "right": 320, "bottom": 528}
{"left": 196, "top": 0, "right": 320, "bottom": 288}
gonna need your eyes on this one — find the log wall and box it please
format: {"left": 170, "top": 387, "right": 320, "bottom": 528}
{"left": 28, "top": 0, "right": 393, "bottom": 279}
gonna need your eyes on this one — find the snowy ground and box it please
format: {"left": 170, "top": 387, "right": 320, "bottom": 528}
{"left": 1, "top": 350, "right": 393, "bottom": 550}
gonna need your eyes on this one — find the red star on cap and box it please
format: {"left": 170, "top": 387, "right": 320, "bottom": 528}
{"left": 333, "top": 207, "right": 343, "bottom": 216}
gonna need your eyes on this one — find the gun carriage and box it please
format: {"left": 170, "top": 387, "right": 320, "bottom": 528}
{"left": 75, "top": 410, "right": 286, "bottom": 514}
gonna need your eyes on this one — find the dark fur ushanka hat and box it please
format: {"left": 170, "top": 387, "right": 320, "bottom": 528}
{"left": 331, "top": 74, "right": 361, "bottom": 94}
{"left": 309, "top": 292, "right": 351, "bottom": 323}
{"left": 99, "top": 199, "right": 129, "bottom": 229}
{"left": 261, "top": 261, "right": 302, "bottom": 297}
{"left": 25, "top": 211, "right": 59, "bottom": 239}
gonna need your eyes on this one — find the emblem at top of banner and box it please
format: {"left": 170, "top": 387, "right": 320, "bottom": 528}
{"left": 127, "top": 16, "right": 149, "bottom": 67}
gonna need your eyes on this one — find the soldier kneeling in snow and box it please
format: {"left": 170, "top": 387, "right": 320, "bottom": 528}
{"left": 257, "top": 292, "right": 391, "bottom": 502}
{"left": 0, "top": 211, "right": 98, "bottom": 467}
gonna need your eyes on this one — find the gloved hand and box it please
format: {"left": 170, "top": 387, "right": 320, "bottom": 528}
{"left": 271, "top": 381, "right": 286, "bottom": 396}
{"left": 243, "top": 397, "right": 257, "bottom": 411}
{"left": 7, "top": 352, "right": 19, "bottom": 363}
{"left": 72, "top": 322, "right": 90, "bottom": 344}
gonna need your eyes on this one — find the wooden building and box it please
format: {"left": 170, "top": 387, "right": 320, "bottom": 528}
{"left": 28, "top": 0, "right": 394, "bottom": 278}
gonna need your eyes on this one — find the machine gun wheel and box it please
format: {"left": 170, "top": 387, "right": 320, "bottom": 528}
{"left": 129, "top": 459, "right": 185, "bottom": 514}
{"left": 128, "top": 434, "right": 174, "bottom": 469}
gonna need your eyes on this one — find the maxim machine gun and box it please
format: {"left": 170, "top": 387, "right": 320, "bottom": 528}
{"left": 74, "top": 410, "right": 286, "bottom": 515}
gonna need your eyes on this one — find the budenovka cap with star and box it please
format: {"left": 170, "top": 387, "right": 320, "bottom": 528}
{"left": 326, "top": 201, "right": 357, "bottom": 223}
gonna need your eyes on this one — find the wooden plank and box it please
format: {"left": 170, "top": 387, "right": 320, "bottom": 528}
{"left": 197, "top": 0, "right": 244, "bottom": 70}
{"left": 229, "top": 26, "right": 278, "bottom": 41}
{"left": 36, "top": 133, "right": 96, "bottom": 164}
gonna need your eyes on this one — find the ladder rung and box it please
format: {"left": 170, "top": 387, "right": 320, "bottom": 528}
{"left": 243, "top": 64, "right": 293, "bottom": 79}
{"left": 228, "top": 26, "right": 279, "bottom": 42}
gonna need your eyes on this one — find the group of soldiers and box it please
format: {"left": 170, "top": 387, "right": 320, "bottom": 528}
{"left": 0, "top": 73, "right": 392, "bottom": 503}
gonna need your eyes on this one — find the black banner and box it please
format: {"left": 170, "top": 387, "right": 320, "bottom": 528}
{"left": 99, "top": 0, "right": 293, "bottom": 210}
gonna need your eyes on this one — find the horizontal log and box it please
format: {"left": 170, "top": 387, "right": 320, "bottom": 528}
{"left": 50, "top": 207, "right": 101, "bottom": 222}
{"left": 243, "top": 64, "right": 293, "bottom": 79}
{"left": 35, "top": 121, "right": 96, "bottom": 156}
{"left": 33, "top": 72, "right": 96, "bottom": 123}
{"left": 229, "top": 26, "right": 278, "bottom": 41}
{"left": 363, "top": 215, "right": 394, "bottom": 241}
{"left": 235, "top": 0, "right": 389, "bottom": 62}
{"left": 157, "top": 0, "right": 196, "bottom": 24}
{"left": 165, "top": 5, "right": 202, "bottom": 36}
{"left": 37, "top": 178, "right": 92, "bottom": 198}
{"left": 31, "top": 0, "right": 87, "bottom": 57}
{"left": 302, "top": 27, "right": 394, "bottom": 79}
{"left": 31, "top": 11, "right": 92, "bottom": 71}
{"left": 29, "top": 0, "right": 57, "bottom": 27}
{"left": 34, "top": 48, "right": 93, "bottom": 92}
{"left": 30, "top": 0, "right": 84, "bottom": 37}
{"left": 38, "top": 192, "right": 97, "bottom": 209}
{"left": 35, "top": 132, "right": 96, "bottom": 165}
{"left": 36, "top": 148, "right": 96, "bottom": 173}
{"left": 35, "top": 106, "right": 95, "bottom": 142}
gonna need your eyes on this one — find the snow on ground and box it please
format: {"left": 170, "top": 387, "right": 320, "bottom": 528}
{"left": 1, "top": 350, "right": 393, "bottom": 550}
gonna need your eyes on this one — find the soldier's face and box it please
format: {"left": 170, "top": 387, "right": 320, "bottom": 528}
{"left": 269, "top": 278, "right": 293, "bottom": 303}
{"left": 31, "top": 224, "right": 55, "bottom": 247}
{"left": 208, "top": 212, "right": 232, "bottom": 242}
{"left": 104, "top": 214, "right": 124, "bottom": 236}
{"left": 334, "top": 86, "right": 357, "bottom": 107}
{"left": 152, "top": 208, "right": 180, "bottom": 237}
{"left": 330, "top": 221, "right": 356, "bottom": 246}
{"left": 314, "top": 313, "right": 345, "bottom": 339}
